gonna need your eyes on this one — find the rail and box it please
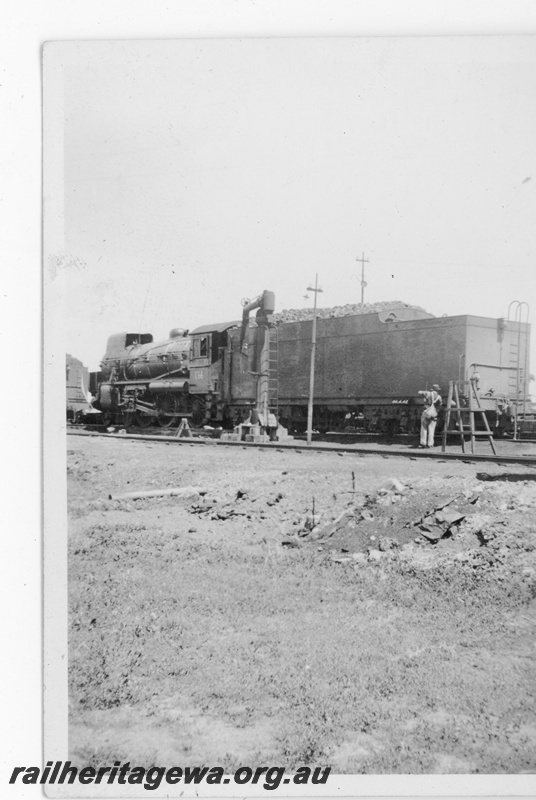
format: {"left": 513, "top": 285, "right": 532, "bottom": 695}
{"left": 67, "top": 428, "right": 536, "bottom": 467}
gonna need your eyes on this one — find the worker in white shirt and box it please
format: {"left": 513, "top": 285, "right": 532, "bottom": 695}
{"left": 418, "top": 384, "right": 442, "bottom": 448}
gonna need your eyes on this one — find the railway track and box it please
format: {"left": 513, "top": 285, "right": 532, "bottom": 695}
{"left": 67, "top": 426, "right": 536, "bottom": 467}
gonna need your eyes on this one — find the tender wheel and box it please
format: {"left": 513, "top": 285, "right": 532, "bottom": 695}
{"left": 157, "top": 395, "right": 179, "bottom": 428}
{"left": 190, "top": 397, "right": 207, "bottom": 427}
{"left": 385, "top": 417, "right": 400, "bottom": 436}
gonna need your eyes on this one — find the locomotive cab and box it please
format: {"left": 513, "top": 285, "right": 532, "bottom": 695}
{"left": 189, "top": 322, "right": 239, "bottom": 395}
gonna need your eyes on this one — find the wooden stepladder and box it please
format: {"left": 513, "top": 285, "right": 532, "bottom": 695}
{"left": 174, "top": 417, "right": 194, "bottom": 438}
{"left": 442, "top": 379, "right": 497, "bottom": 455}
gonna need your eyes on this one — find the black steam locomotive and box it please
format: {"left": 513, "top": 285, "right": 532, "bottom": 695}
{"left": 94, "top": 291, "right": 277, "bottom": 430}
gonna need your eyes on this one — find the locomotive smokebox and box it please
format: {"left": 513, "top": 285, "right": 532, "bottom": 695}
{"left": 98, "top": 383, "right": 120, "bottom": 409}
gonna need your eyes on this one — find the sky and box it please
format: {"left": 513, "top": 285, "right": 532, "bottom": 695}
{"left": 50, "top": 35, "right": 536, "bottom": 374}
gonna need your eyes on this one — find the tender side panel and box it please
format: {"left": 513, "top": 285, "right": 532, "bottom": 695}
{"left": 277, "top": 314, "right": 468, "bottom": 406}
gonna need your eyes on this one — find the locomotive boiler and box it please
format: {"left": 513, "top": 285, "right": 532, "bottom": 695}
{"left": 97, "top": 328, "right": 192, "bottom": 427}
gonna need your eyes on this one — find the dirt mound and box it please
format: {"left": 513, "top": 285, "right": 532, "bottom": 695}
{"left": 296, "top": 475, "right": 536, "bottom": 567}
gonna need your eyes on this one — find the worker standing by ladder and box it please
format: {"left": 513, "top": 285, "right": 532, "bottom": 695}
{"left": 417, "top": 384, "right": 442, "bottom": 448}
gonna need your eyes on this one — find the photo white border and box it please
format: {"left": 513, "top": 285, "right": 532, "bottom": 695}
{"left": 4, "top": 2, "right": 536, "bottom": 798}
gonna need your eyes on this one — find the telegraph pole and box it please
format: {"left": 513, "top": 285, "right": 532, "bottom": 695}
{"left": 306, "top": 274, "right": 323, "bottom": 446}
{"left": 356, "top": 252, "right": 369, "bottom": 304}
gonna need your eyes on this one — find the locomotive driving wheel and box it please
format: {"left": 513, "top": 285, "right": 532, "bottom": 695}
{"left": 122, "top": 410, "right": 136, "bottom": 428}
{"left": 136, "top": 411, "right": 154, "bottom": 428}
{"left": 156, "top": 395, "right": 179, "bottom": 428}
{"left": 190, "top": 397, "right": 207, "bottom": 428}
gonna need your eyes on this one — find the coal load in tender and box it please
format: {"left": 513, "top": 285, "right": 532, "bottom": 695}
{"left": 273, "top": 300, "right": 426, "bottom": 324}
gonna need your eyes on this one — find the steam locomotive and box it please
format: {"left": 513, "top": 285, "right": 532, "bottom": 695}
{"left": 94, "top": 292, "right": 277, "bottom": 430}
{"left": 92, "top": 291, "right": 531, "bottom": 436}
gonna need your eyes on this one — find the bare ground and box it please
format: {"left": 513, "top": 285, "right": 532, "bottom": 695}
{"left": 67, "top": 434, "right": 536, "bottom": 773}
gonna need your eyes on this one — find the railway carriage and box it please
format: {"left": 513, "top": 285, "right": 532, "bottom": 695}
{"left": 66, "top": 354, "right": 91, "bottom": 422}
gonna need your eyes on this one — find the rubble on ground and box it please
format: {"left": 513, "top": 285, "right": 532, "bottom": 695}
{"left": 183, "top": 471, "right": 536, "bottom": 587}
{"left": 310, "top": 474, "right": 536, "bottom": 584}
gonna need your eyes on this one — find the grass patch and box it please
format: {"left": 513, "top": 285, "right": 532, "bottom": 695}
{"left": 69, "top": 524, "right": 536, "bottom": 771}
